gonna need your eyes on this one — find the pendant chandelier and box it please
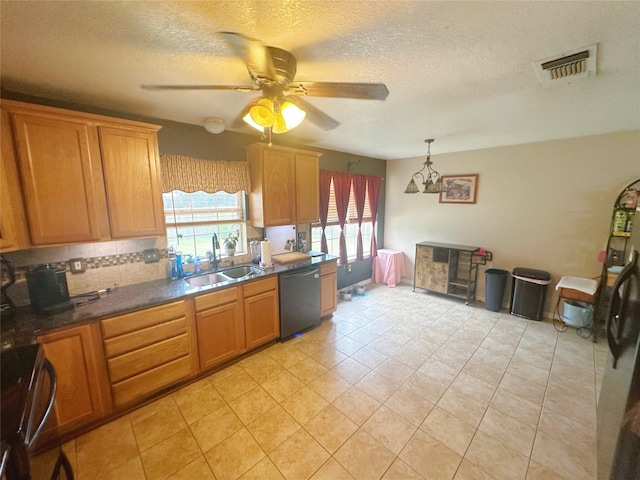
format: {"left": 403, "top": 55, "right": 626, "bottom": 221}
{"left": 404, "top": 139, "right": 446, "bottom": 194}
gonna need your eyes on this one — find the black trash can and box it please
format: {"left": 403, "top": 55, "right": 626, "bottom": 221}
{"left": 485, "top": 269, "right": 509, "bottom": 312}
{"left": 510, "top": 268, "right": 551, "bottom": 321}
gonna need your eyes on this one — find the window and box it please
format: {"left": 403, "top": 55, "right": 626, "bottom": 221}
{"left": 311, "top": 178, "right": 375, "bottom": 260}
{"left": 163, "top": 190, "right": 247, "bottom": 258}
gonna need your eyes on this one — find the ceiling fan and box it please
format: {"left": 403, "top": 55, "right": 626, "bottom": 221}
{"left": 141, "top": 32, "right": 389, "bottom": 134}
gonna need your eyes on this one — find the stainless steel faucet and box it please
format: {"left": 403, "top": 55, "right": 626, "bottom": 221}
{"left": 211, "top": 234, "right": 220, "bottom": 270}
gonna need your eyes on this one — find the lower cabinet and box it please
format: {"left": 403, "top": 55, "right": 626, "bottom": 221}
{"left": 194, "top": 286, "right": 246, "bottom": 371}
{"left": 101, "top": 300, "right": 198, "bottom": 408}
{"left": 243, "top": 277, "right": 279, "bottom": 350}
{"left": 320, "top": 260, "right": 338, "bottom": 317}
{"left": 36, "top": 323, "right": 112, "bottom": 438}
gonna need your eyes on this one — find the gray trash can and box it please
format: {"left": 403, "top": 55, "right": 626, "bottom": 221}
{"left": 510, "top": 267, "right": 551, "bottom": 321}
{"left": 485, "top": 269, "right": 509, "bottom": 312}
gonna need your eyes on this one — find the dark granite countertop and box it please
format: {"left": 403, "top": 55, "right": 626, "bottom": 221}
{"left": 1, "top": 255, "right": 337, "bottom": 349}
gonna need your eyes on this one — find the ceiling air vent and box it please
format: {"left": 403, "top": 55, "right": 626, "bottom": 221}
{"left": 533, "top": 44, "right": 597, "bottom": 87}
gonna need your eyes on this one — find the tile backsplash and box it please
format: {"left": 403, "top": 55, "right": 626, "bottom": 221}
{"left": 4, "top": 237, "right": 170, "bottom": 307}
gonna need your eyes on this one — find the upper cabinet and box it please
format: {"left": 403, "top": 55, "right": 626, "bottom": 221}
{"left": 246, "top": 143, "right": 321, "bottom": 227}
{"left": 0, "top": 108, "right": 30, "bottom": 252}
{"left": 99, "top": 127, "right": 164, "bottom": 238}
{"left": 1, "top": 100, "right": 165, "bottom": 247}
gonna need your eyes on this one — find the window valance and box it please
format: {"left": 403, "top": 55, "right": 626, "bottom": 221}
{"left": 160, "top": 154, "right": 250, "bottom": 194}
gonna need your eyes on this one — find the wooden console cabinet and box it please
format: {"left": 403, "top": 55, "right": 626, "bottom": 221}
{"left": 414, "top": 241, "right": 482, "bottom": 304}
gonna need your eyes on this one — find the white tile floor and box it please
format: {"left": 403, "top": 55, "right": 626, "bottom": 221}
{"left": 63, "top": 282, "right": 608, "bottom": 480}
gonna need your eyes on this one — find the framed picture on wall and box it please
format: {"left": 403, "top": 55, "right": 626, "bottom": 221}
{"left": 439, "top": 174, "right": 479, "bottom": 204}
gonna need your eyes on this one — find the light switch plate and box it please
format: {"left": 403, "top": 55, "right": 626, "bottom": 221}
{"left": 69, "top": 257, "right": 86, "bottom": 274}
{"left": 143, "top": 248, "right": 160, "bottom": 263}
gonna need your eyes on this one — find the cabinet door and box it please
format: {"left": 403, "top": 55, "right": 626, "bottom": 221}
{"left": 10, "top": 112, "right": 110, "bottom": 244}
{"left": 37, "top": 323, "right": 112, "bottom": 435}
{"left": 320, "top": 262, "right": 338, "bottom": 317}
{"left": 0, "top": 109, "right": 29, "bottom": 251}
{"left": 261, "top": 148, "right": 296, "bottom": 226}
{"left": 414, "top": 246, "right": 432, "bottom": 289}
{"left": 196, "top": 301, "right": 246, "bottom": 370}
{"left": 99, "top": 127, "right": 164, "bottom": 238}
{"left": 295, "top": 152, "right": 320, "bottom": 224}
{"left": 244, "top": 289, "right": 279, "bottom": 350}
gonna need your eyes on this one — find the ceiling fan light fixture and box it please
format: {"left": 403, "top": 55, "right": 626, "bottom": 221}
{"left": 249, "top": 97, "right": 274, "bottom": 127}
{"left": 280, "top": 100, "right": 306, "bottom": 129}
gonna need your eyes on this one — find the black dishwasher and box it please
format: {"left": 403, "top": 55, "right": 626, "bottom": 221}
{"left": 279, "top": 265, "right": 321, "bottom": 340}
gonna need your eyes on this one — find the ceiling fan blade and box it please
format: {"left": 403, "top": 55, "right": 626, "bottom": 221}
{"left": 141, "top": 84, "right": 259, "bottom": 92}
{"left": 218, "top": 31, "right": 278, "bottom": 84}
{"left": 287, "top": 96, "right": 340, "bottom": 131}
{"left": 287, "top": 82, "right": 389, "bottom": 100}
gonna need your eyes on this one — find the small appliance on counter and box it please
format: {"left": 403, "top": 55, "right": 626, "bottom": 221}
{"left": 26, "top": 265, "right": 73, "bottom": 315}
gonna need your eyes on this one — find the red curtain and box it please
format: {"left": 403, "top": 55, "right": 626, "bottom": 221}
{"left": 352, "top": 174, "right": 367, "bottom": 260}
{"left": 333, "top": 172, "right": 352, "bottom": 265}
{"left": 367, "top": 175, "right": 381, "bottom": 257}
{"left": 318, "top": 170, "right": 332, "bottom": 253}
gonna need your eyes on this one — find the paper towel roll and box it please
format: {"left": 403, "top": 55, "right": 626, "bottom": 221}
{"left": 260, "top": 240, "right": 271, "bottom": 268}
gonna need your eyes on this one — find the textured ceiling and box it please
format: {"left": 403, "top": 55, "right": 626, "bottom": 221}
{"left": 1, "top": 1, "right": 639, "bottom": 160}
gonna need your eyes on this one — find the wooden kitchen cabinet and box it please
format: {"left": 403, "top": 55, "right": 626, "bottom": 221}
{"left": 0, "top": 108, "right": 29, "bottom": 251}
{"left": 243, "top": 276, "right": 279, "bottom": 350}
{"left": 99, "top": 126, "right": 164, "bottom": 238}
{"left": 194, "top": 286, "right": 246, "bottom": 371}
{"left": 101, "top": 300, "right": 197, "bottom": 408}
{"left": 1, "top": 100, "right": 164, "bottom": 245}
{"left": 36, "top": 322, "right": 112, "bottom": 437}
{"left": 320, "top": 260, "right": 338, "bottom": 317}
{"left": 246, "top": 143, "right": 321, "bottom": 227}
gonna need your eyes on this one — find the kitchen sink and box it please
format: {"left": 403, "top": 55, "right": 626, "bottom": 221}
{"left": 184, "top": 265, "right": 262, "bottom": 287}
{"left": 220, "top": 265, "right": 262, "bottom": 279}
{"left": 184, "top": 272, "right": 230, "bottom": 287}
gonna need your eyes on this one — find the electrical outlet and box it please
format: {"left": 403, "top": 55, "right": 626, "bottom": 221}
{"left": 69, "top": 257, "right": 86, "bottom": 274}
{"left": 143, "top": 248, "right": 160, "bottom": 263}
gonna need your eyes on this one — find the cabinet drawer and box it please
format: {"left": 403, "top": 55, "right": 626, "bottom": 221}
{"left": 320, "top": 261, "right": 337, "bottom": 275}
{"left": 107, "top": 333, "right": 190, "bottom": 383}
{"left": 194, "top": 286, "right": 239, "bottom": 312}
{"left": 102, "top": 301, "right": 185, "bottom": 339}
{"left": 242, "top": 276, "right": 277, "bottom": 298}
{"left": 104, "top": 317, "right": 187, "bottom": 358}
{"left": 416, "top": 246, "right": 433, "bottom": 261}
{"left": 111, "top": 355, "right": 191, "bottom": 407}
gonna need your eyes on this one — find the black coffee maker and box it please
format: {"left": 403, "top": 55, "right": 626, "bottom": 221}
{"left": 26, "top": 264, "right": 74, "bottom": 314}
{"left": 0, "top": 256, "right": 16, "bottom": 320}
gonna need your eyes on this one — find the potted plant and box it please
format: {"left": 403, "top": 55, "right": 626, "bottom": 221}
{"left": 223, "top": 231, "right": 238, "bottom": 257}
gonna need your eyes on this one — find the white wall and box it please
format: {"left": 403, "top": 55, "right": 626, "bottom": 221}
{"left": 384, "top": 131, "right": 640, "bottom": 316}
